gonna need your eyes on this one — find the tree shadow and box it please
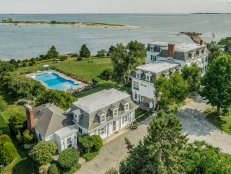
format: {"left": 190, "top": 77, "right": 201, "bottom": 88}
{"left": 12, "top": 159, "right": 36, "bottom": 174}
{"left": 176, "top": 107, "right": 219, "bottom": 137}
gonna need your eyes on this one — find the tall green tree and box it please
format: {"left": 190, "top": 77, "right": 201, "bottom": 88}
{"left": 0, "top": 97, "right": 7, "bottom": 112}
{"left": 207, "top": 42, "right": 222, "bottom": 63}
{"left": 201, "top": 54, "right": 231, "bottom": 113}
{"left": 110, "top": 40, "right": 146, "bottom": 83}
{"left": 183, "top": 141, "right": 231, "bottom": 174}
{"left": 79, "top": 44, "right": 91, "bottom": 58}
{"left": 119, "top": 111, "right": 188, "bottom": 174}
{"left": 46, "top": 45, "right": 59, "bottom": 59}
{"left": 219, "top": 37, "right": 231, "bottom": 54}
{"left": 8, "top": 113, "right": 26, "bottom": 133}
{"left": 182, "top": 64, "right": 201, "bottom": 92}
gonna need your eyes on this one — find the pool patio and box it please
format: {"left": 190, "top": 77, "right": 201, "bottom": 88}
{"left": 27, "top": 70, "right": 88, "bottom": 92}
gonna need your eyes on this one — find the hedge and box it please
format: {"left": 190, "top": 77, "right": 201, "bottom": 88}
{"left": 0, "top": 114, "right": 9, "bottom": 135}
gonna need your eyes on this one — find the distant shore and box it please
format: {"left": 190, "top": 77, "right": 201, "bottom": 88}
{"left": 0, "top": 20, "right": 142, "bottom": 29}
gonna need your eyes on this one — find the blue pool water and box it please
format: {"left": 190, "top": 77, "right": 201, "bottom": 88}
{"left": 34, "top": 72, "right": 78, "bottom": 90}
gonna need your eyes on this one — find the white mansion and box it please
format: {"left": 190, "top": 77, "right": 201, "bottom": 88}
{"left": 25, "top": 88, "right": 137, "bottom": 152}
{"left": 131, "top": 42, "right": 209, "bottom": 109}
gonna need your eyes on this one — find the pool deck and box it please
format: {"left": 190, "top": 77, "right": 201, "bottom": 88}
{"left": 26, "top": 70, "right": 88, "bottom": 92}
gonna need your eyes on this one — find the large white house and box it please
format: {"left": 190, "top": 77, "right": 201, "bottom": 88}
{"left": 131, "top": 42, "right": 209, "bottom": 109}
{"left": 69, "top": 88, "right": 138, "bottom": 139}
{"left": 25, "top": 88, "right": 138, "bottom": 152}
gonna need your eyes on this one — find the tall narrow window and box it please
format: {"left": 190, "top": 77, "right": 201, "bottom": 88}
{"left": 67, "top": 137, "right": 72, "bottom": 148}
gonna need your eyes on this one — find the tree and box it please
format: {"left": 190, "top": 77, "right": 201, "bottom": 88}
{"left": 219, "top": 37, "right": 231, "bottom": 54}
{"left": 78, "top": 134, "right": 103, "bottom": 154}
{"left": 169, "top": 72, "right": 189, "bottom": 104}
{"left": 96, "top": 49, "right": 107, "bottom": 57}
{"left": 49, "top": 163, "right": 60, "bottom": 174}
{"left": 110, "top": 41, "right": 146, "bottom": 83}
{"left": 8, "top": 113, "right": 26, "bottom": 133}
{"left": 201, "top": 54, "right": 231, "bottom": 113}
{"left": 0, "top": 97, "right": 7, "bottom": 112}
{"left": 119, "top": 111, "right": 188, "bottom": 174}
{"left": 183, "top": 141, "right": 231, "bottom": 174}
{"left": 182, "top": 64, "right": 201, "bottom": 92}
{"left": 46, "top": 46, "right": 59, "bottom": 59}
{"left": 207, "top": 42, "right": 222, "bottom": 63}
{"left": 105, "top": 168, "right": 118, "bottom": 174}
{"left": 107, "top": 45, "right": 115, "bottom": 56}
{"left": 79, "top": 44, "right": 91, "bottom": 58}
{"left": 36, "top": 89, "right": 75, "bottom": 109}
{"left": 58, "top": 148, "right": 79, "bottom": 169}
{"left": 0, "top": 142, "right": 17, "bottom": 166}
{"left": 99, "top": 69, "right": 113, "bottom": 80}
{"left": 23, "top": 129, "right": 34, "bottom": 144}
{"left": 29, "top": 141, "right": 57, "bottom": 166}
{"left": 0, "top": 135, "right": 17, "bottom": 166}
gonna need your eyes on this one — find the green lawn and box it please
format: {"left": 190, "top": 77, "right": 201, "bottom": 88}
{"left": 206, "top": 109, "right": 231, "bottom": 135}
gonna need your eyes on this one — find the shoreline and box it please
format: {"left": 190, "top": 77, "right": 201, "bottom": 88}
{"left": 0, "top": 20, "right": 143, "bottom": 29}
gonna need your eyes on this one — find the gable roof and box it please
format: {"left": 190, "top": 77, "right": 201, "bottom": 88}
{"left": 73, "top": 88, "right": 130, "bottom": 113}
{"left": 33, "top": 103, "right": 73, "bottom": 137}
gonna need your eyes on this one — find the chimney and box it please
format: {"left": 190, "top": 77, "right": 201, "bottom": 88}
{"left": 200, "top": 40, "right": 203, "bottom": 46}
{"left": 168, "top": 44, "right": 175, "bottom": 58}
{"left": 24, "top": 104, "right": 35, "bottom": 133}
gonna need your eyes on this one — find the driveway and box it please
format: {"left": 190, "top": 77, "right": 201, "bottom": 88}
{"left": 176, "top": 96, "right": 231, "bottom": 154}
{"left": 76, "top": 116, "right": 154, "bottom": 174}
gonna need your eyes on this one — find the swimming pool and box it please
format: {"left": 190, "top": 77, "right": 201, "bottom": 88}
{"left": 33, "top": 72, "right": 79, "bottom": 90}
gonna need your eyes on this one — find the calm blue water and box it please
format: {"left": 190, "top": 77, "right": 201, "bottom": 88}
{"left": 0, "top": 14, "right": 231, "bottom": 59}
{"left": 34, "top": 72, "right": 78, "bottom": 90}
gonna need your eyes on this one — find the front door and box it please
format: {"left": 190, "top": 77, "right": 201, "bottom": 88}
{"left": 113, "top": 121, "right": 116, "bottom": 131}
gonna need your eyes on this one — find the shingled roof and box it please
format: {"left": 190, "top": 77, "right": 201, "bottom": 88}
{"left": 33, "top": 103, "right": 73, "bottom": 137}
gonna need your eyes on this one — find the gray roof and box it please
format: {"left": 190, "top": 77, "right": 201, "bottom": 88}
{"left": 55, "top": 126, "right": 77, "bottom": 139}
{"left": 136, "top": 61, "right": 179, "bottom": 75}
{"left": 34, "top": 103, "right": 73, "bottom": 137}
{"left": 73, "top": 88, "right": 130, "bottom": 113}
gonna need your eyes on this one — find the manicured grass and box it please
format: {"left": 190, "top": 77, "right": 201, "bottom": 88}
{"left": 205, "top": 109, "right": 231, "bottom": 135}
{"left": 0, "top": 88, "right": 25, "bottom": 122}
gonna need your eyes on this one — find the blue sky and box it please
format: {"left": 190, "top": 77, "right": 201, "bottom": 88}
{"left": 0, "top": 0, "right": 230, "bottom": 13}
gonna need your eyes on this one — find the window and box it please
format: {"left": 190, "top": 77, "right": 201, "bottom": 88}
{"left": 122, "top": 115, "right": 129, "bottom": 124}
{"left": 140, "top": 83, "right": 147, "bottom": 87}
{"left": 202, "top": 49, "right": 205, "bottom": 54}
{"left": 146, "top": 75, "right": 150, "bottom": 82}
{"left": 38, "top": 133, "right": 42, "bottom": 141}
{"left": 113, "top": 109, "right": 118, "bottom": 117}
{"left": 133, "top": 81, "right": 139, "bottom": 90}
{"left": 79, "top": 127, "right": 82, "bottom": 133}
{"left": 141, "top": 96, "right": 144, "bottom": 101}
{"left": 124, "top": 103, "right": 129, "bottom": 111}
{"left": 196, "top": 50, "right": 200, "bottom": 56}
{"left": 100, "top": 127, "right": 106, "bottom": 135}
{"left": 67, "top": 137, "right": 72, "bottom": 148}
{"left": 135, "top": 94, "right": 137, "bottom": 99}
{"left": 136, "top": 73, "right": 140, "bottom": 79}
{"left": 101, "top": 114, "right": 106, "bottom": 123}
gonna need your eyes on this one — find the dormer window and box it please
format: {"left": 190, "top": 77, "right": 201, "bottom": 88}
{"left": 196, "top": 50, "right": 200, "bottom": 56}
{"left": 188, "top": 53, "right": 192, "bottom": 58}
{"left": 136, "top": 70, "right": 142, "bottom": 79}
{"left": 72, "top": 109, "right": 81, "bottom": 123}
{"left": 124, "top": 103, "right": 129, "bottom": 112}
{"left": 97, "top": 110, "right": 106, "bottom": 123}
{"left": 109, "top": 105, "right": 118, "bottom": 117}
{"left": 100, "top": 114, "right": 106, "bottom": 123}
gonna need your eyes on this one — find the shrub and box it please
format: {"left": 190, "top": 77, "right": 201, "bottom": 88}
{"left": 77, "top": 57, "right": 82, "bottom": 61}
{"left": 78, "top": 135, "right": 103, "bottom": 156}
{"left": 105, "top": 168, "right": 118, "bottom": 174}
{"left": 0, "top": 115, "right": 9, "bottom": 135}
{"left": 83, "top": 152, "right": 98, "bottom": 161}
{"left": 49, "top": 163, "right": 60, "bottom": 174}
{"left": 23, "top": 129, "right": 34, "bottom": 144}
{"left": 96, "top": 49, "right": 106, "bottom": 57}
{"left": 30, "top": 141, "right": 57, "bottom": 166}
{"left": 59, "top": 55, "right": 67, "bottom": 61}
{"left": 0, "top": 97, "right": 7, "bottom": 112}
{"left": 0, "top": 142, "right": 17, "bottom": 166}
{"left": 100, "top": 69, "right": 113, "bottom": 80}
{"left": 58, "top": 148, "right": 79, "bottom": 169}
{"left": 8, "top": 113, "right": 26, "bottom": 133}
{"left": 0, "top": 134, "right": 12, "bottom": 145}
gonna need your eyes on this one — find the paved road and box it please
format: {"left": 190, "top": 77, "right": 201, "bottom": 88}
{"left": 176, "top": 97, "right": 231, "bottom": 154}
{"left": 76, "top": 116, "right": 154, "bottom": 174}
